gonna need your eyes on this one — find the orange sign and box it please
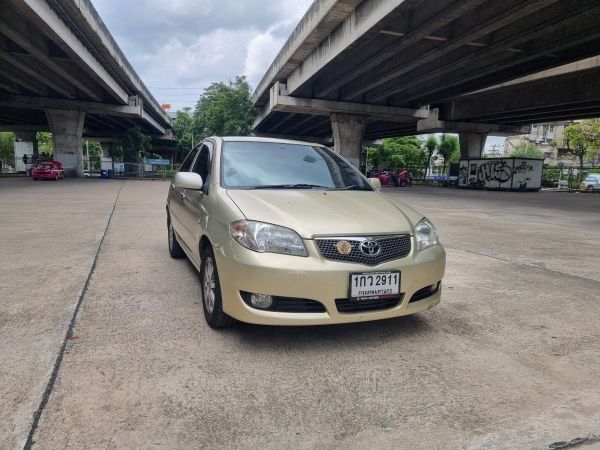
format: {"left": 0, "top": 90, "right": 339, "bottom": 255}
{"left": 161, "top": 103, "right": 171, "bottom": 111}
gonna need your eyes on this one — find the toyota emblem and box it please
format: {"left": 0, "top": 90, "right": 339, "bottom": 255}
{"left": 359, "top": 239, "right": 381, "bottom": 257}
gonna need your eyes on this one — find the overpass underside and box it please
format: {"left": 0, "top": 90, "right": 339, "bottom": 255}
{"left": 0, "top": 0, "right": 173, "bottom": 175}
{"left": 253, "top": 0, "right": 600, "bottom": 157}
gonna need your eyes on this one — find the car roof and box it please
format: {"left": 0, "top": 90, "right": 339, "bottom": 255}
{"left": 212, "top": 136, "right": 327, "bottom": 147}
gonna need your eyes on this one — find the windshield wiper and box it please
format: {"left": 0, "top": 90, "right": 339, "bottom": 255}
{"left": 253, "top": 184, "right": 331, "bottom": 189}
{"left": 341, "top": 185, "right": 372, "bottom": 191}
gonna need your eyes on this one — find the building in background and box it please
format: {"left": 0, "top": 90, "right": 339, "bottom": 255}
{"left": 504, "top": 121, "right": 574, "bottom": 165}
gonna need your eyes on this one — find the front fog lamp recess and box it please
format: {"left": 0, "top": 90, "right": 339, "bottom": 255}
{"left": 250, "top": 294, "right": 273, "bottom": 309}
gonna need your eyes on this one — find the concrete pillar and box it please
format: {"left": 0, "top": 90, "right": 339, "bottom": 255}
{"left": 459, "top": 132, "right": 487, "bottom": 159}
{"left": 330, "top": 113, "right": 368, "bottom": 168}
{"left": 45, "top": 109, "right": 86, "bottom": 177}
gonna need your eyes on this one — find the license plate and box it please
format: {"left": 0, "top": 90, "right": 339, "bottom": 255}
{"left": 349, "top": 271, "right": 400, "bottom": 300}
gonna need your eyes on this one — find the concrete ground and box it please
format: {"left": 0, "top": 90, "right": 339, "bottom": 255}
{"left": 1, "top": 178, "right": 599, "bottom": 450}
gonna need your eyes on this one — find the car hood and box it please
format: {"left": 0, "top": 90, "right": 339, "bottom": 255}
{"left": 226, "top": 189, "right": 420, "bottom": 238}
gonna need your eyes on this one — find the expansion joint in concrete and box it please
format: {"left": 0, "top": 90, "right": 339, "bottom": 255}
{"left": 23, "top": 182, "right": 123, "bottom": 450}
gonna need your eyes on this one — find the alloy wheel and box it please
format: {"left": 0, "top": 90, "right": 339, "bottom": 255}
{"left": 203, "top": 257, "right": 216, "bottom": 314}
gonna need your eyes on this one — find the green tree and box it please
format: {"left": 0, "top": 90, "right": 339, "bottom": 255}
{"left": 362, "top": 136, "right": 428, "bottom": 172}
{"left": 379, "top": 136, "right": 427, "bottom": 169}
{"left": 193, "top": 76, "right": 256, "bottom": 139}
{"left": 121, "top": 126, "right": 151, "bottom": 162}
{"left": 424, "top": 135, "right": 437, "bottom": 174}
{"left": 37, "top": 132, "right": 53, "bottom": 156}
{"left": 362, "top": 145, "right": 380, "bottom": 171}
{"left": 0, "top": 132, "right": 15, "bottom": 167}
{"left": 83, "top": 140, "right": 103, "bottom": 170}
{"left": 565, "top": 119, "right": 600, "bottom": 183}
{"left": 172, "top": 110, "right": 194, "bottom": 162}
{"left": 107, "top": 142, "right": 123, "bottom": 162}
{"left": 436, "top": 134, "right": 460, "bottom": 174}
{"left": 510, "top": 141, "right": 544, "bottom": 159}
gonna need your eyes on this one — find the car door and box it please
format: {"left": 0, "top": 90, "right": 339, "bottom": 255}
{"left": 169, "top": 148, "right": 199, "bottom": 251}
{"left": 177, "top": 142, "right": 214, "bottom": 264}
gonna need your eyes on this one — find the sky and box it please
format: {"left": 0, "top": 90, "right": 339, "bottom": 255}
{"left": 94, "top": 0, "right": 313, "bottom": 112}
{"left": 93, "top": 0, "right": 506, "bottom": 150}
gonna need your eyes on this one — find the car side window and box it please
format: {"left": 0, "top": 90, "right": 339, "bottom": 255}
{"left": 192, "top": 144, "right": 212, "bottom": 182}
{"left": 179, "top": 149, "right": 198, "bottom": 172}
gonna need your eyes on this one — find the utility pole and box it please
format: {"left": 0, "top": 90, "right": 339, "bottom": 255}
{"left": 85, "top": 140, "right": 89, "bottom": 171}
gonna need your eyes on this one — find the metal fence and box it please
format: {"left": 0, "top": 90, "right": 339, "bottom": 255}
{"left": 87, "top": 162, "right": 182, "bottom": 180}
{"left": 541, "top": 166, "right": 600, "bottom": 190}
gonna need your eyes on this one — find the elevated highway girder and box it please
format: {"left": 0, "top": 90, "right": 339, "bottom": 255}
{"left": 0, "top": 0, "right": 174, "bottom": 175}
{"left": 253, "top": 0, "right": 600, "bottom": 162}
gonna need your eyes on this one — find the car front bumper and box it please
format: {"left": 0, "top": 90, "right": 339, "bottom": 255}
{"left": 214, "top": 238, "right": 446, "bottom": 326}
{"left": 33, "top": 173, "right": 56, "bottom": 179}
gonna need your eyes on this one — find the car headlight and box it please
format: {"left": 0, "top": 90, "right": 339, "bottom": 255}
{"left": 230, "top": 220, "right": 308, "bottom": 257}
{"left": 415, "top": 217, "right": 439, "bottom": 250}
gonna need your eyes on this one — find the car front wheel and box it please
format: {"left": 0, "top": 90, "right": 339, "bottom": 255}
{"left": 167, "top": 218, "right": 184, "bottom": 258}
{"left": 201, "top": 246, "right": 234, "bottom": 329}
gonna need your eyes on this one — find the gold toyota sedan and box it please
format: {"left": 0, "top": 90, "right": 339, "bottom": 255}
{"left": 166, "top": 137, "right": 445, "bottom": 328}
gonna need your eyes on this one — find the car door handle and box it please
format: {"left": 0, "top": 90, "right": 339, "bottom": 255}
{"left": 179, "top": 190, "right": 186, "bottom": 200}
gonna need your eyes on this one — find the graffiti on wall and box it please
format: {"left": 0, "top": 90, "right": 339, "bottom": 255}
{"left": 513, "top": 161, "right": 535, "bottom": 174}
{"left": 476, "top": 160, "right": 514, "bottom": 183}
{"left": 458, "top": 159, "right": 540, "bottom": 190}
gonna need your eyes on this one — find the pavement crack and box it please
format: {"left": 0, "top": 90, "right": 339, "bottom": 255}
{"left": 446, "top": 245, "right": 600, "bottom": 285}
{"left": 22, "top": 182, "right": 124, "bottom": 450}
{"left": 549, "top": 434, "right": 600, "bottom": 449}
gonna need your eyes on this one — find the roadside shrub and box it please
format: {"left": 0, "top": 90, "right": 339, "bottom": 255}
{"left": 541, "top": 167, "right": 561, "bottom": 188}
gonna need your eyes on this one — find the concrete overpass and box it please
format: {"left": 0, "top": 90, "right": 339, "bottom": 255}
{"left": 252, "top": 0, "right": 600, "bottom": 165}
{"left": 0, "top": 0, "right": 173, "bottom": 176}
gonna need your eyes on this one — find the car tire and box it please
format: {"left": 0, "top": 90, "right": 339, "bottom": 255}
{"left": 587, "top": 185, "right": 594, "bottom": 191}
{"left": 33, "top": 178, "right": 38, "bottom": 181}
{"left": 201, "top": 245, "right": 234, "bottom": 329}
{"left": 167, "top": 218, "right": 185, "bottom": 258}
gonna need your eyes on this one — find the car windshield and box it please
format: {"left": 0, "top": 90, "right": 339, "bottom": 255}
{"left": 38, "top": 164, "right": 52, "bottom": 169}
{"left": 221, "top": 141, "right": 372, "bottom": 190}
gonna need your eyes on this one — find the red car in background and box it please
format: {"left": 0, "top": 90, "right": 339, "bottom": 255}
{"left": 374, "top": 170, "right": 412, "bottom": 187}
{"left": 32, "top": 161, "right": 65, "bottom": 181}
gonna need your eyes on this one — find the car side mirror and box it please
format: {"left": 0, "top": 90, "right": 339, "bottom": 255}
{"left": 174, "top": 172, "right": 203, "bottom": 190}
{"left": 369, "top": 177, "right": 382, "bottom": 191}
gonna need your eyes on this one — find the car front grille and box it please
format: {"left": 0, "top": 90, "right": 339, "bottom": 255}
{"left": 335, "top": 295, "right": 403, "bottom": 313}
{"left": 272, "top": 296, "right": 326, "bottom": 313}
{"left": 314, "top": 235, "right": 412, "bottom": 266}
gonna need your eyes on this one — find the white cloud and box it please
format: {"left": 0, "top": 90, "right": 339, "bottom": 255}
{"left": 243, "top": 30, "right": 282, "bottom": 87}
{"left": 93, "top": 0, "right": 314, "bottom": 111}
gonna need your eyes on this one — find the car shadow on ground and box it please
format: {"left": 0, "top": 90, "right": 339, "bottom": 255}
{"left": 225, "top": 313, "right": 433, "bottom": 350}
